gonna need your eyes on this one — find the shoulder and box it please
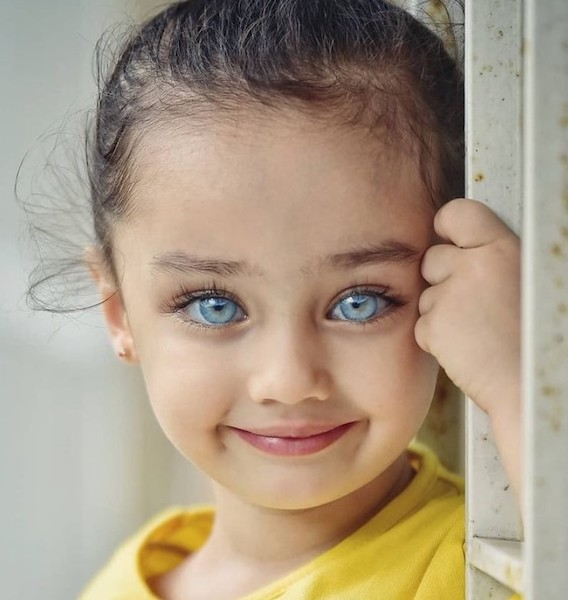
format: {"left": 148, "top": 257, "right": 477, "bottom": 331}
{"left": 78, "top": 506, "right": 213, "bottom": 600}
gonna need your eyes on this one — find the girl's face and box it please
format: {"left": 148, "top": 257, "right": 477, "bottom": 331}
{"left": 103, "top": 111, "right": 439, "bottom": 510}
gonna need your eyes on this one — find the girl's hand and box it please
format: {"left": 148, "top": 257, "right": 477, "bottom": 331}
{"left": 415, "top": 198, "right": 522, "bottom": 504}
{"left": 415, "top": 198, "right": 521, "bottom": 418}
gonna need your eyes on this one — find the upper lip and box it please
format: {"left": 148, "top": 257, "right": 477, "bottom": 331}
{"left": 227, "top": 422, "right": 356, "bottom": 438}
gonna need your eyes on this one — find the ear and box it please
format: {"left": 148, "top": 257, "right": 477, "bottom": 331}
{"left": 85, "top": 246, "right": 139, "bottom": 364}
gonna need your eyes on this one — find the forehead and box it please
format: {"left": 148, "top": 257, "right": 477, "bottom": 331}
{"left": 117, "top": 110, "right": 434, "bottom": 268}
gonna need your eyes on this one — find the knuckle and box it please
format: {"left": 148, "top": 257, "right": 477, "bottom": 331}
{"left": 444, "top": 198, "right": 486, "bottom": 228}
{"left": 440, "top": 197, "right": 469, "bottom": 221}
{"left": 421, "top": 245, "right": 444, "bottom": 278}
{"left": 418, "top": 286, "right": 434, "bottom": 315}
{"left": 420, "top": 252, "right": 432, "bottom": 279}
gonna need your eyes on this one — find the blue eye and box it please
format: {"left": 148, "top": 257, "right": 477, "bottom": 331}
{"left": 329, "top": 291, "right": 390, "bottom": 322}
{"left": 184, "top": 296, "right": 245, "bottom": 326}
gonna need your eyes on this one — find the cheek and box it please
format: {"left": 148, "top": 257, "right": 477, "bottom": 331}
{"left": 136, "top": 339, "right": 236, "bottom": 455}
{"left": 343, "top": 321, "right": 438, "bottom": 419}
{"left": 395, "top": 340, "right": 439, "bottom": 416}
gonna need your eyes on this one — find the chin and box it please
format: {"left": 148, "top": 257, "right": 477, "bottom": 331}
{"left": 230, "top": 470, "right": 383, "bottom": 512}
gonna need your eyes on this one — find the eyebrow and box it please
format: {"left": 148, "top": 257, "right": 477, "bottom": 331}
{"left": 150, "top": 240, "right": 422, "bottom": 278}
{"left": 324, "top": 241, "right": 422, "bottom": 269}
{"left": 151, "top": 252, "right": 255, "bottom": 277}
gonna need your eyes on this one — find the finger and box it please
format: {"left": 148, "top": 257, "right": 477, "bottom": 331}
{"left": 434, "top": 198, "right": 515, "bottom": 249}
{"left": 420, "top": 244, "right": 461, "bottom": 285}
{"left": 414, "top": 313, "right": 431, "bottom": 354}
{"left": 417, "top": 284, "right": 438, "bottom": 316}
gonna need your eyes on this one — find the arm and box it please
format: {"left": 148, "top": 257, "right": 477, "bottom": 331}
{"left": 415, "top": 198, "right": 523, "bottom": 510}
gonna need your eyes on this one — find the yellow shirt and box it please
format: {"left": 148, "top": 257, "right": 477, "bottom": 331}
{"left": 79, "top": 444, "right": 466, "bottom": 599}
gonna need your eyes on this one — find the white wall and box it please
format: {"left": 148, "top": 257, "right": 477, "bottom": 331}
{"left": 0, "top": 2, "right": 210, "bottom": 598}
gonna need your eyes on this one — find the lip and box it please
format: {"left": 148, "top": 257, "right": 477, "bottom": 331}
{"left": 228, "top": 422, "right": 357, "bottom": 457}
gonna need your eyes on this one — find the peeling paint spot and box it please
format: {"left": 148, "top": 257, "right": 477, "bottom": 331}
{"left": 549, "top": 414, "right": 561, "bottom": 433}
{"left": 474, "top": 172, "right": 485, "bottom": 182}
{"left": 542, "top": 385, "right": 559, "bottom": 396}
{"left": 561, "top": 226, "right": 568, "bottom": 240}
{"left": 558, "top": 302, "right": 568, "bottom": 315}
{"left": 551, "top": 243, "right": 563, "bottom": 257}
{"left": 540, "top": 401, "right": 564, "bottom": 433}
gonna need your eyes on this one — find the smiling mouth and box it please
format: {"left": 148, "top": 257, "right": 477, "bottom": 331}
{"left": 228, "top": 422, "right": 357, "bottom": 456}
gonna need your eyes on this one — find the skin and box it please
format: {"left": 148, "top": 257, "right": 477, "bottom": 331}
{"left": 90, "top": 110, "right": 521, "bottom": 599}
{"left": 417, "top": 199, "right": 522, "bottom": 504}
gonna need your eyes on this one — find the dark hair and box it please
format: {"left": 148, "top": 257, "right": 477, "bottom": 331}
{"left": 28, "top": 0, "right": 464, "bottom": 310}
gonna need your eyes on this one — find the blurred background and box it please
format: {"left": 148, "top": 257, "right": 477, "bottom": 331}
{"left": 0, "top": 2, "right": 211, "bottom": 598}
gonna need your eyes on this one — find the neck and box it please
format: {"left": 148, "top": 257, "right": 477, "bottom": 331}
{"left": 205, "top": 452, "right": 414, "bottom": 569}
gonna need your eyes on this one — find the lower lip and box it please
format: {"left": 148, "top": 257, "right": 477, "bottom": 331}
{"left": 231, "top": 423, "right": 356, "bottom": 457}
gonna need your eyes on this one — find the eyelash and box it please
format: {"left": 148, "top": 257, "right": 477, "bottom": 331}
{"left": 331, "top": 284, "right": 406, "bottom": 327}
{"left": 162, "top": 280, "right": 407, "bottom": 331}
{"left": 162, "top": 281, "right": 243, "bottom": 330}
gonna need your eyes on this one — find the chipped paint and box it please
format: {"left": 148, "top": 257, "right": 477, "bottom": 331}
{"left": 539, "top": 402, "right": 564, "bottom": 434}
{"left": 541, "top": 385, "right": 560, "bottom": 396}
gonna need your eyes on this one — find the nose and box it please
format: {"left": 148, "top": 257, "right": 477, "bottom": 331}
{"left": 246, "top": 325, "right": 332, "bottom": 405}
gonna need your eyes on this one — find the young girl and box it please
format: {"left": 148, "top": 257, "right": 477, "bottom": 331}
{"left": 56, "top": 0, "right": 522, "bottom": 598}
